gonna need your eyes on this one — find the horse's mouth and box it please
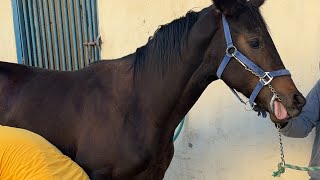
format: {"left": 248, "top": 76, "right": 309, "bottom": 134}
{"left": 269, "top": 96, "right": 290, "bottom": 122}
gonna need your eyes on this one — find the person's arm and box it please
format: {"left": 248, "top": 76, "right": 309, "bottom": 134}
{"left": 280, "top": 80, "right": 320, "bottom": 138}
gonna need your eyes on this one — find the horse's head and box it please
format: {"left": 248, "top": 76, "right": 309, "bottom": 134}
{"left": 201, "top": 0, "right": 305, "bottom": 123}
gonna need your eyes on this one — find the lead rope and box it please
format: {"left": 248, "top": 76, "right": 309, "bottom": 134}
{"left": 272, "top": 124, "right": 286, "bottom": 177}
{"left": 235, "top": 57, "right": 301, "bottom": 177}
{"left": 239, "top": 55, "right": 320, "bottom": 176}
{"left": 173, "top": 117, "right": 185, "bottom": 142}
{"left": 272, "top": 125, "right": 320, "bottom": 177}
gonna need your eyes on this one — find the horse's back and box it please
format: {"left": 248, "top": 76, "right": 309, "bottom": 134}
{"left": 0, "top": 61, "right": 81, "bottom": 157}
{"left": 0, "top": 60, "right": 129, "bottom": 154}
{"left": 0, "top": 61, "right": 29, "bottom": 72}
{"left": 0, "top": 60, "right": 145, "bottom": 178}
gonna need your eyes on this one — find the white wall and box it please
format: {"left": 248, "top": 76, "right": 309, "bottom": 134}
{"left": 1, "top": 0, "right": 319, "bottom": 179}
{"left": 0, "top": 0, "right": 18, "bottom": 63}
{"left": 1, "top": 0, "right": 318, "bottom": 179}
{"left": 104, "top": 0, "right": 319, "bottom": 179}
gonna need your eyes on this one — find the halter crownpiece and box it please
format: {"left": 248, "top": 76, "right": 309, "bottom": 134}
{"left": 216, "top": 15, "right": 291, "bottom": 117}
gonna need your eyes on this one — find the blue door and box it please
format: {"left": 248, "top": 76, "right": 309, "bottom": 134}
{"left": 12, "top": 0, "right": 100, "bottom": 71}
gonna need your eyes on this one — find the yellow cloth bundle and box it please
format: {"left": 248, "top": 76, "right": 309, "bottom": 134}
{"left": 0, "top": 125, "right": 89, "bottom": 180}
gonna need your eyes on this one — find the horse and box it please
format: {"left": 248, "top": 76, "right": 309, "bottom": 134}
{"left": 0, "top": 0, "right": 306, "bottom": 179}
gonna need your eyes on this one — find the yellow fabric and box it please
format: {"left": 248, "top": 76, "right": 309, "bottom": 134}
{"left": 0, "top": 125, "right": 89, "bottom": 180}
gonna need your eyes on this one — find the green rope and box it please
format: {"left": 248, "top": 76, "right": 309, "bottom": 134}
{"left": 272, "top": 163, "right": 285, "bottom": 177}
{"left": 285, "top": 164, "right": 320, "bottom": 171}
{"left": 272, "top": 163, "right": 320, "bottom": 177}
{"left": 173, "top": 117, "right": 185, "bottom": 142}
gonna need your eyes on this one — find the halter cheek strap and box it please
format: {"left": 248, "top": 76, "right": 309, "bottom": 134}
{"left": 216, "top": 15, "right": 291, "bottom": 116}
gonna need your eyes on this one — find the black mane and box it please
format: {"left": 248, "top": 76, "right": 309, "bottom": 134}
{"left": 133, "top": 11, "right": 199, "bottom": 77}
{"left": 132, "top": 2, "right": 269, "bottom": 78}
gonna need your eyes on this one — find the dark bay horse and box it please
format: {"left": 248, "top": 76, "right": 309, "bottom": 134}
{"left": 0, "top": 0, "right": 305, "bottom": 179}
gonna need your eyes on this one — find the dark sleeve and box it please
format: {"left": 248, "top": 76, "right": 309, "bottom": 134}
{"left": 280, "top": 80, "right": 320, "bottom": 138}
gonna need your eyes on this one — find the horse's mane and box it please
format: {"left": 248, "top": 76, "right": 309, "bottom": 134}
{"left": 133, "top": 11, "right": 199, "bottom": 77}
{"left": 132, "top": 2, "right": 269, "bottom": 78}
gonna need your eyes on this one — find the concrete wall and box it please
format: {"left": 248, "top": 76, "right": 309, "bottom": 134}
{"left": 0, "top": 0, "right": 18, "bottom": 63}
{"left": 1, "top": 0, "right": 319, "bottom": 179}
{"left": 98, "top": 0, "right": 319, "bottom": 180}
{"left": 98, "top": 0, "right": 212, "bottom": 59}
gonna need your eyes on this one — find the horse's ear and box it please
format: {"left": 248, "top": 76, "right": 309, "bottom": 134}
{"left": 249, "top": 0, "right": 266, "bottom": 8}
{"left": 213, "top": 0, "right": 239, "bottom": 16}
{"left": 213, "top": 0, "right": 266, "bottom": 15}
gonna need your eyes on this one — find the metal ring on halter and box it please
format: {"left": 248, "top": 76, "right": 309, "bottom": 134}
{"left": 269, "top": 94, "right": 277, "bottom": 114}
{"left": 226, "top": 46, "right": 237, "bottom": 56}
{"left": 226, "top": 46, "right": 248, "bottom": 68}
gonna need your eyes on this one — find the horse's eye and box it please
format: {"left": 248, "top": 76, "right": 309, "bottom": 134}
{"left": 249, "top": 39, "right": 261, "bottom": 49}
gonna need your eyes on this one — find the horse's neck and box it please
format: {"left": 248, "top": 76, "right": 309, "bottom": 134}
{"left": 131, "top": 6, "right": 220, "bottom": 145}
{"left": 133, "top": 58, "right": 199, "bottom": 121}
{"left": 133, "top": 54, "right": 218, "bottom": 144}
{"left": 169, "top": 68, "right": 218, "bottom": 121}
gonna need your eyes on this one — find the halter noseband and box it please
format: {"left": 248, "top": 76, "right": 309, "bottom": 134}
{"left": 216, "top": 15, "right": 291, "bottom": 117}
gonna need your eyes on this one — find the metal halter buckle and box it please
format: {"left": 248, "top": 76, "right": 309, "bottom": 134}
{"left": 226, "top": 46, "right": 237, "bottom": 56}
{"left": 260, "top": 72, "right": 273, "bottom": 86}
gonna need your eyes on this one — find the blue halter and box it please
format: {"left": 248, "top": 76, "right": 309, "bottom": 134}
{"left": 216, "top": 15, "right": 291, "bottom": 117}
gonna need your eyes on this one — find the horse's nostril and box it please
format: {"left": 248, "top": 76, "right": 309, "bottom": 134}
{"left": 293, "top": 93, "right": 306, "bottom": 109}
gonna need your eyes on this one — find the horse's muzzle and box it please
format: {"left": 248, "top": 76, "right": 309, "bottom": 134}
{"left": 269, "top": 91, "right": 306, "bottom": 123}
